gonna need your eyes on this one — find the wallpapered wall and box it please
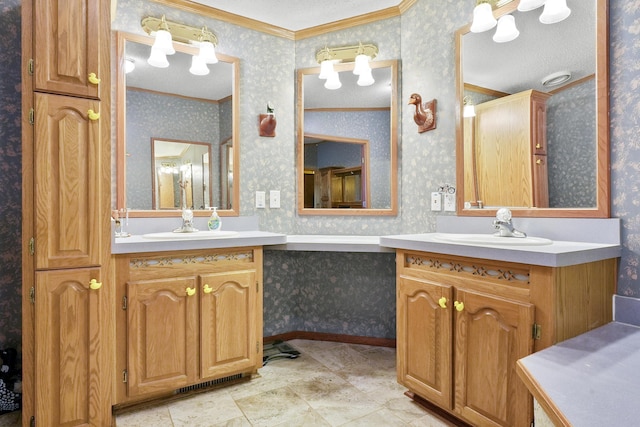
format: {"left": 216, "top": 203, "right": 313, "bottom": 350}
{"left": 2, "top": 0, "right": 640, "bottom": 347}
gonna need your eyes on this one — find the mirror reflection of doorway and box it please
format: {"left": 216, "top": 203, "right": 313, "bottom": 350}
{"left": 151, "top": 138, "right": 212, "bottom": 210}
{"left": 303, "top": 133, "right": 370, "bottom": 208}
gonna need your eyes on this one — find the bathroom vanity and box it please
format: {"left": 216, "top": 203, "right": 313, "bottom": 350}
{"left": 111, "top": 228, "right": 285, "bottom": 407}
{"left": 381, "top": 222, "right": 620, "bottom": 427}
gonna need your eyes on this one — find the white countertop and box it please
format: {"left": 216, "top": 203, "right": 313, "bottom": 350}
{"left": 379, "top": 233, "right": 621, "bottom": 267}
{"left": 269, "top": 235, "right": 394, "bottom": 253}
{"left": 111, "top": 230, "right": 286, "bottom": 254}
{"left": 517, "top": 322, "right": 640, "bottom": 426}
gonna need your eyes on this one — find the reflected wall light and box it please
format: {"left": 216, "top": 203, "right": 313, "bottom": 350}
{"left": 142, "top": 16, "right": 219, "bottom": 75}
{"left": 471, "top": 0, "right": 570, "bottom": 43}
{"left": 315, "top": 42, "right": 378, "bottom": 90}
{"left": 463, "top": 96, "right": 476, "bottom": 118}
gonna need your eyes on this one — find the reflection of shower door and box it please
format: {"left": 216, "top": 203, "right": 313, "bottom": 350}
{"left": 158, "top": 170, "right": 175, "bottom": 209}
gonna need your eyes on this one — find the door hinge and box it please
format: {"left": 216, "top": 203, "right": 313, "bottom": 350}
{"left": 122, "top": 296, "right": 128, "bottom": 310}
{"left": 532, "top": 323, "right": 542, "bottom": 340}
{"left": 28, "top": 59, "right": 34, "bottom": 75}
{"left": 257, "top": 341, "right": 260, "bottom": 354}
{"left": 29, "top": 237, "right": 35, "bottom": 255}
{"left": 29, "top": 108, "right": 34, "bottom": 125}
{"left": 29, "top": 287, "right": 35, "bottom": 304}
{"left": 256, "top": 281, "right": 259, "bottom": 293}
{"left": 122, "top": 369, "right": 128, "bottom": 383}
{"left": 30, "top": 415, "right": 35, "bottom": 427}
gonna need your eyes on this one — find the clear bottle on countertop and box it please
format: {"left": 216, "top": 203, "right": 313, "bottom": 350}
{"left": 208, "top": 207, "right": 222, "bottom": 231}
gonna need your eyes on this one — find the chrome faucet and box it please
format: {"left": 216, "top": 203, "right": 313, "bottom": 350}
{"left": 492, "top": 208, "right": 526, "bottom": 238}
{"left": 174, "top": 208, "right": 199, "bottom": 233}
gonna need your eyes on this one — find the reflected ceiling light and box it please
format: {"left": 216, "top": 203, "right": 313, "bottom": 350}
{"left": 493, "top": 14, "right": 519, "bottom": 43}
{"left": 124, "top": 58, "right": 135, "bottom": 74}
{"left": 147, "top": 47, "right": 169, "bottom": 68}
{"left": 324, "top": 71, "right": 342, "bottom": 90}
{"left": 357, "top": 68, "right": 375, "bottom": 87}
{"left": 470, "top": 1, "right": 497, "bottom": 33}
{"left": 463, "top": 96, "right": 476, "bottom": 118}
{"left": 539, "top": 0, "right": 571, "bottom": 24}
{"left": 189, "top": 55, "right": 210, "bottom": 76}
{"left": 541, "top": 70, "right": 572, "bottom": 87}
{"left": 315, "top": 42, "right": 378, "bottom": 90}
{"left": 517, "top": 0, "right": 546, "bottom": 12}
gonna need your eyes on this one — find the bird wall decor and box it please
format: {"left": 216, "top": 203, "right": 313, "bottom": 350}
{"left": 409, "top": 93, "right": 437, "bottom": 133}
{"left": 259, "top": 102, "right": 277, "bottom": 137}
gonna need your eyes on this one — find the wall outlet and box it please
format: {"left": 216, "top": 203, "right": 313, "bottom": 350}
{"left": 270, "top": 190, "right": 281, "bottom": 208}
{"left": 255, "top": 191, "right": 266, "bottom": 208}
{"left": 431, "top": 192, "right": 442, "bottom": 211}
{"left": 444, "top": 193, "right": 456, "bottom": 212}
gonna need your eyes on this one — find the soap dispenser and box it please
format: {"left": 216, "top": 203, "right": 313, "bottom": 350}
{"left": 208, "top": 207, "right": 222, "bottom": 231}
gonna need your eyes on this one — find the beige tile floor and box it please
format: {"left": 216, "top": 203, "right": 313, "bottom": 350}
{"left": 0, "top": 340, "right": 455, "bottom": 427}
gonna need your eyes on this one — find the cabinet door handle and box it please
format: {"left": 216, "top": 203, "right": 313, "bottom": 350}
{"left": 203, "top": 284, "right": 213, "bottom": 294}
{"left": 186, "top": 287, "right": 196, "bottom": 296}
{"left": 89, "top": 279, "right": 102, "bottom": 290}
{"left": 536, "top": 143, "right": 542, "bottom": 149}
{"left": 88, "top": 72, "right": 101, "bottom": 85}
{"left": 438, "top": 297, "right": 447, "bottom": 309}
{"left": 87, "top": 109, "right": 100, "bottom": 121}
{"left": 454, "top": 301, "right": 464, "bottom": 312}
{"left": 536, "top": 159, "right": 542, "bottom": 165}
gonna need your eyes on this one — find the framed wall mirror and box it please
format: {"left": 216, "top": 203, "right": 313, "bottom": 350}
{"left": 297, "top": 60, "right": 398, "bottom": 215}
{"left": 115, "top": 32, "right": 240, "bottom": 217}
{"left": 455, "top": 0, "right": 609, "bottom": 217}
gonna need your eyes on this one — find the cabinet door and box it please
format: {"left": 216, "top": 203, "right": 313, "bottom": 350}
{"left": 397, "top": 275, "right": 453, "bottom": 409}
{"left": 200, "top": 270, "right": 258, "bottom": 379}
{"left": 127, "top": 277, "right": 199, "bottom": 397}
{"left": 34, "top": 0, "right": 104, "bottom": 98}
{"left": 453, "top": 289, "right": 534, "bottom": 427}
{"left": 34, "top": 267, "right": 109, "bottom": 427}
{"left": 34, "top": 93, "right": 103, "bottom": 270}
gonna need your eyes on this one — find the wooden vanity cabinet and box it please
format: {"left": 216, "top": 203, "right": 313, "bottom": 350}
{"left": 396, "top": 250, "right": 616, "bottom": 427}
{"left": 22, "top": 0, "right": 112, "bottom": 425}
{"left": 114, "top": 247, "right": 264, "bottom": 405}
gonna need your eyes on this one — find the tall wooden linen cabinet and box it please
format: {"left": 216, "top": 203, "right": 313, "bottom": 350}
{"left": 21, "top": 0, "right": 112, "bottom": 426}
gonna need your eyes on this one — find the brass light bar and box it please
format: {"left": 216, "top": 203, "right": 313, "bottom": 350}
{"left": 141, "top": 16, "right": 218, "bottom": 45}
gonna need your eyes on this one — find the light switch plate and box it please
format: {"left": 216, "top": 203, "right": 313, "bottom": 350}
{"left": 431, "top": 192, "right": 442, "bottom": 211}
{"left": 270, "top": 190, "right": 280, "bottom": 208}
{"left": 255, "top": 191, "right": 266, "bottom": 208}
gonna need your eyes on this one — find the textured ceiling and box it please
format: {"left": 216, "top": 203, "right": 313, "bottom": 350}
{"left": 189, "top": 0, "right": 403, "bottom": 31}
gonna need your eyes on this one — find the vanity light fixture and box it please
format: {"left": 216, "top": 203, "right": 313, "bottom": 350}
{"left": 493, "top": 14, "right": 519, "bottom": 43}
{"left": 142, "top": 16, "right": 219, "bottom": 75}
{"left": 471, "top": 0, "right": 570, "bottom": 43}
{"left": 315, "top": 42, "right": 378, "bottom": 90}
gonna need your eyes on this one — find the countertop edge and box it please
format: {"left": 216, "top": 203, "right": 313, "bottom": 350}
{"left": 516, "top": 322, "right": 640, "bottom": 426}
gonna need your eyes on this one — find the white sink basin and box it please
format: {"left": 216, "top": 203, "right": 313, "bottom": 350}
{"left": 431, "top": 233, "right": 552, "bottom": 246}
{"left": 142, "top": 230, "right": 238, "bottom": 240}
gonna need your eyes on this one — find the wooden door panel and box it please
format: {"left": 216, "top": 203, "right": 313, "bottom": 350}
{"left": 35, "top": 268, "right": 105, "bottom": 427}
{"left": 454, "top": 289, "right": 534, "bottom": 427}
{"left": 34, "top": 0, "right": 102, "bottom": 98}
{"left": 34, "top": 93, "right": 102, "bottom": 270}
{"left": 200, "top": 270, "right": 257, "bottom": 379}
{"left": 397, "top": 275, "right": 453, "bottom": 409}
{"left": 127, "top": 277, "right": 198, "bottom": 397}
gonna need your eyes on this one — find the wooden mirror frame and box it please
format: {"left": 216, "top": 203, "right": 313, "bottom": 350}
{"left": 455, "top": 0, "right": 609, "bottom": 218}
{"left": 296, "top": 60, "right": 399, "bottom": 216}
{"left": 115, "top": 31, "right": 240, "bottom": 218}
